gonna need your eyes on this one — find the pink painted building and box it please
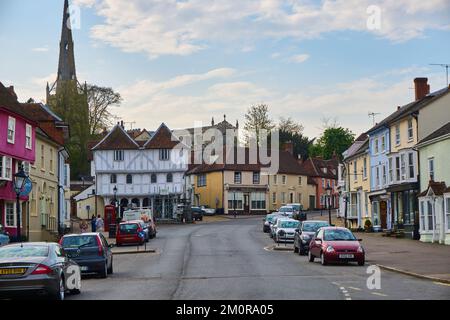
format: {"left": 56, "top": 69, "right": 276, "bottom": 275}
{"left": 0, "top": 83, "right": 36, "bottom": 239}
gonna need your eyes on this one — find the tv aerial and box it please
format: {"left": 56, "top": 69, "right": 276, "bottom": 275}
{"left": 368, "top": 111, "right": 380, "bottom": 126}
{"left": 430, "top": 63, "right": 449, "bottom": 86}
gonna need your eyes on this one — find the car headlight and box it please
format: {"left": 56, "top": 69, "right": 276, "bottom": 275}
{"left": 326, "top": 246, "right": 335, "bottom": 253}
{"left": 357, "top": 246, "right": 364, "bottom": 253}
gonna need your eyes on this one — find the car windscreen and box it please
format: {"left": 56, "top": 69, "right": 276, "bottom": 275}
{"left": 62, "top": 235, "right": 97, "bottom": 248}
{"left": 119, "top": 224, "right": 139, "bottom": 234}
{"left": 324, "top": 229, "right": 356, "bottom": 241}
{"left": 0, "top": 245, "right": 49, "bottom": 258}
{"left": 291, "top": 205, "right": 300, "bottom": 211}
{"left": 279, "top": 207, "right": 293, "bottom": 212}
{"left": 302, "top": 222, "right": 329, "bottom": 232}
{"left": 280, "top": 221, "right": 299, "bottom": 228}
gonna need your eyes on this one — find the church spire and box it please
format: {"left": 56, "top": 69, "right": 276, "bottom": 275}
{"left": 56, "top": 0, "right": 77, "bottom": 84}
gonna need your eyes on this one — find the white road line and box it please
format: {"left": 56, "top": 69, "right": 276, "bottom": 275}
{"left": 371, "top": 292, "right": 388, "bottom": 297}
{"left": 433, "top": 282, "right": 450, "bottom": 287}
{"left": 348, "top": 287, "right": 362, "bottom": 291}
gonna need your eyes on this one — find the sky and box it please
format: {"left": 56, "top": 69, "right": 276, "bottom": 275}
{"left": 0, "top": 0, "right": 449, "bottom": 138}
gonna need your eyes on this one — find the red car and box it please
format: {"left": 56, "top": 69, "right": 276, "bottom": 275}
{"left": 308, "top": 227, "right": 365, "bottom": 266}
{"left": 116, "top": 221, "right": 145, "bottom": 246}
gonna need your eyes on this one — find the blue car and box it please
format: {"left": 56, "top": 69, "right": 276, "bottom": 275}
{"left": 0, "top": 224, "right": 10, "bottom": 246}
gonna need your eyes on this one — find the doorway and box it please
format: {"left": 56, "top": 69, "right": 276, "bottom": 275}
{"left": 380, "top": 200, "right": 387, "bottom": 229}
{"left": 244, "top": 194, "right": 250, "bottom": 213}
{"left": 309, "top": 196, "right": 316, "bottom": 210}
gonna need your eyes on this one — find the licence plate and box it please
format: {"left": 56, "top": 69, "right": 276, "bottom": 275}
{"left": 0, "top": 268, "right": 26, "bottom": 275}
{"left": 81, "top": 266, "right": 89, "bottom": 271}
{"left": 339, "top": 254, "right": 354, "bottom": 259}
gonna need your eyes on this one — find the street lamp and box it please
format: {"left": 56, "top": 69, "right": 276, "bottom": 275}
{"left": 13, "top": 165, "right": 28, "bottom": 241}
{"left": 326, "top": 185, "right": 333, "bottom": 226}
{"left": 113, "top": 185, "right": 119, "bottom": 222}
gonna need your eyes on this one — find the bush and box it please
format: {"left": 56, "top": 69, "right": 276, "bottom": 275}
{"left": 364, "top": 219, "right": 373, "bottom": 232}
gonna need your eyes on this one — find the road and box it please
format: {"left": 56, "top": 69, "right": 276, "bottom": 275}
{"left": 69, "top": 217, "right": 450, "bottom": 300}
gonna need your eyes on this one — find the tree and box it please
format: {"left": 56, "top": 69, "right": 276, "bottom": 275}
{"left": 278, "top": 116, "right": 304, "bottom": 135}
{"left": 309, "top": 127, "right": 355, "bottom": 161}
{"left": 279, "top": 130, "right": 314, "bottom": 161}
{"left": 244, "top": 104, "right": 275, "bottom": 145}
{"left": 87, "top": 84, "right": 122, "bottom": 135}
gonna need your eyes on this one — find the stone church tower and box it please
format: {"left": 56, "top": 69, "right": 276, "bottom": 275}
{"left": 46, "top": 0, "right": 90, "bottom": 179}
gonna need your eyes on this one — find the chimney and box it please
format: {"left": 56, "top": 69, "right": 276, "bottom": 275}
{"left": 282, "top": 141, "right": 294, "bottom": 155}
{"left": 120, "top": 120, "right": 124, "bottom": 129}
{"left": 414, "top": 77, "right": 430, "bottom": 101}
{"left": 211, "top": 117, "right": 215, "bottom": 126}
{"left": 7, "top": 86, "right": 18, "bottom": 100}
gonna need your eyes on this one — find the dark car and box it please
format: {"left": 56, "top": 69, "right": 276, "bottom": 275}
{"left": 293, "top": 220, "right": 330, "bottom": 255}
{"left": 191, "top": 207, "right": 204, "bottom": 221}
{"left": 308, "top": 227, "right": 365, "bottom": 266}
{"left": 0, "top": 242, "right": 81, "bottom": 300}
{"left": 60, "top": 233, "right": 113, "bottom": 278}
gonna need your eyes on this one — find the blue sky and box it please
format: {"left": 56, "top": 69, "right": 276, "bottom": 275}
{"left": 1, "top": 0, "right": 449, "bottom": 137}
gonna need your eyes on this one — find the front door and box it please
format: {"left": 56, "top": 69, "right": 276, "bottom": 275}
{"left": 309, "top": 196, "right": 316, "bottom": 210}
{"left": 380, "top": 201, "right": 387, "bottom": 229}
{"left": 244, "top": 194, "right": 250, "bottom": 213}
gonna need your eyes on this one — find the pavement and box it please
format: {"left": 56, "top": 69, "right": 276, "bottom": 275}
{"left": 68, "top": 217, "right": 450, "bottom": 300}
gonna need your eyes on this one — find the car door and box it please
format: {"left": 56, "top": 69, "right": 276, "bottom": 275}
{"left": 311, "top": 229, "right": 323, "bottom": 256}
{"left": 100, "top": 234, "right": 112, "bottom": 268}
{"left": 54, "top": 244, "right": 68, "bottom": 287}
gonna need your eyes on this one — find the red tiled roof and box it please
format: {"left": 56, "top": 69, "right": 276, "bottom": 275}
{"left": 299, "top": 157, "right": 338, "bottom": 179}
{"left": 92, "top": 125, "right": 139, "bottom": 150}
{"left": 144, "top": 123, "right": 181, "bottom": 149}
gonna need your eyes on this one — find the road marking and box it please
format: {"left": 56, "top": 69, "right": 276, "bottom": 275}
{"left": 348, "top": 286, "right": 362, "bottom": 291}
{"left": 371, "top": 292, "right": 388, "bottom": 297}
{"left": 433, "top": 281, "right": 450, "bottom": 287}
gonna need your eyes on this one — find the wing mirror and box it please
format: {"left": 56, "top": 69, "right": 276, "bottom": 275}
{"left": 315, "top": 239, "right": 322, "bottom": 244}
{"left": 357, "top": 239, "right": 363, "bottom": 242}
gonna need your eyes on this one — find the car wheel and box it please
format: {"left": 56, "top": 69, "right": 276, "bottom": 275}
{"left": 54, "top": 276, "right": 65, "bottom": 300}
{"left": 308, "top": 250, "right": 315, "bottom": 262}
{"left": 107, "top": 257, "right": 114, "bottom": 274}
{"left": 99, "top": 262, "right": 108, "bottom": 279}
{"left": 320, "top": 252, "right": 327, "bottom": 266}
{"left": 70, "top": 288, "right": 81, "bottom": 295}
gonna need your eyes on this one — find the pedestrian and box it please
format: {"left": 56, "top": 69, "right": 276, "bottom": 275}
{"left": 91, "top": 214, "right": 97, "bottom": 232}
{"left": 95, "top": 214, "right": 104, "bottom": 233}
{"left": 80, "top": 220, "right": 88, "bottom": 233}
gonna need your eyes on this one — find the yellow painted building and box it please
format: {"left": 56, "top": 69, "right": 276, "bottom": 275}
{"left": 343, "top": 134, "right": 371, "bottom": 228}
{"left": 188, "top": 171, "right": 224, "bottom": 210}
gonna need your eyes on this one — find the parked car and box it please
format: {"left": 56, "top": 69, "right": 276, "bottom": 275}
{"left": 277, "top": 205, "right": 295, "bottom": 216}
{"left": 0, "top": 242, "right": 81, "bottom": 300}
{"left": 269, "top": 215, "right": 284, "bottom": 238}
{"left": 200, "top": 205, "right": 216, "bottom": 216}
{"left": 273, "top": 219, "right": 300, "bottom": 243}
{"left": 0, "top": 224, "right": 10, "bottom": 246}
{"left": 136, "top": 220, "right": 150, "bottom": 242}
{"left": 308, "top": 227, "right": 365, "bottom": 266}
{"left": 116, "top": 221, "right": 146, "bottom": 246}
{"left": 60, "top": 233, "right": 113, "bottom": 278}
{"left": 143, "top": 218, "right": 157, "bottom": 239}
{"left": 191, "top": 207, "right": 204, "bottom": 221}
{"left": 263, "top": 213, "right": 277, "bottom": 233}
{"left": 293, "top": 220, "right": 330, "bottom": 255}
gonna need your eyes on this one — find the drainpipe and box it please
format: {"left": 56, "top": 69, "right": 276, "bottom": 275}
{"left": 57, "top": 149, "right": 63, "bottom": 236}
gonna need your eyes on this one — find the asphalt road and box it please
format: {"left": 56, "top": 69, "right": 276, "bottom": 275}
{"left": 69, "top": 217, "right": 450, "bottom": 300}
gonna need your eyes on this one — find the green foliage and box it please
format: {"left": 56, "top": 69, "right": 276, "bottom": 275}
{"left": 309, "top": 127, "right": 355, "bottom": 160}
{"left": 279, "top": 130, "right": 314, "bottom": 160}
{"left": 244, "top": 104, "right": 275, "bottom": 145}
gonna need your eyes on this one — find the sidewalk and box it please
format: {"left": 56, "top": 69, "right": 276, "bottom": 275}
{"left": 358, "top": 232, "right": 450, "bottom": 283}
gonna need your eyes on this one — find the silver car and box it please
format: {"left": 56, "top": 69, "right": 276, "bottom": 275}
{"left": 273, "top": 218, "right": 300, "bottom": 243}
{"left": 0, "top": 242, "right": 81, "bottom": 300}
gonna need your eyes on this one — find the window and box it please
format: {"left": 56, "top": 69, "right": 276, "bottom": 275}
{"left": 427, "top": 201, "right": 433, "bottom": 231}
{"left": 234, "top": 172, "right": 242, "bottom": 184}
{"left": 363, "top": 158, "right": 367, "bottom": 179}
{"left": 251, "top": 192, "right": 266, "bottom": 210}
{"left": 445, "top": 198, "right": 450, "bottom": 231}
{"left": 374, "top": 138, "right": 379, "bottom": 154}
{"left": 428, "top": 158, "right": 434, "bottom": 181}
{"left": 407, "top": 119, "right": 413, "bottom": 141}
{"left": 389, "top": 158, "right": 393, "bottom": 183}
{"left": 353, "top": 162, "right": 357, "bottom": 181}
{"left": 197, "top": 174, "right": 206, "bottom": 187}
{"left": 282, "top": 175, "right": 287, "bottom": 185}
{"left": 253, "top": 172, "right": 260, "bottom": 185}
{"left": 272, "top": 192, "right": 277, "bottom": 204}
{"left": 167, "top": 173, "right": 173, "bottom": 183}
{"left": 50, "top": 148, "right": 54, "bottom": 173}
{"left": 408, "top": 153, "right": 414, "bottom": 179}
{"left": 395, "top": 156, "right": 401, "bottom": 181}
{"left": 0, "top": 156, "right": 13, "bottom": 180}
{"left": 159, "top": 149, "right": 170, "bottom": 161}
{"left": 228, "top": 192, "right": 243, "bottom": 210}
{"left": 376, "top": 167, "right": 380, "bottom": 188}
{"left": 381, "top": 135, "right": 385, "bottom": 152}
{"left": 41, "top": 145, "right": 45, "bottom": 170}
{"left": 5, "top": 202, "right": 16, "bottom": 227}
{"left": 7, "top": 117, "right": 15, "bottom": 144}
{"left": 322, "top": 178, "right": 325, "bottom": 188}
{"left": 273, "top": 175, "right": 277, "bottom": 185}
{"left": 126, "top": 174, "right": 133, "bottom": 184}
{"left": 25, "top": 124, "right": 32, "bottom": 149}
{"left": 114, "top": 150, "right": 124, "bottom": 161}
{"left": 151, "top": 174, "right": 157, "bottom": 184}
{"left": 395, "top": 125, "right": 400, "bottom": 145}
{"left": 110, "top": 174, "right": 117, "bottom": 184}
{"left": 281, "top": 192, "right": 286, "bottom": 204}
{"left": 382, "top": 165, "right": 387, "bottom": 186}
{"left": 298, "top": 176, "right": 302, "bottom": 185}
{"left": 420, "top": 201, "right": 425, "bottom": 231}
{"left": 400, "top": 154, "right": 406, "bottom": 180}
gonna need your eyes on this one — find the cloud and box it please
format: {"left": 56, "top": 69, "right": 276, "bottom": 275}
{"left": 32, "top": 47, "right": 49, "bottom": 52}
{"left": 289, "top": 54, "right": 310, "bottom": 63}
{"left": 86, "top": 0, "right": 450, "bottom": 58}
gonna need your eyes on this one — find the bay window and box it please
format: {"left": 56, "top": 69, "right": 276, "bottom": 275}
{"left": 228, "top": 192, "right": 243, "bottom": 210}
{"left": 408, "top": 153, "right": 415, "bottom": 179}
{"left": 251, "top": 192, "right": 266, "bottom": 210}
{"left": 445, "top": 197, "right": 450, "bottom": 231}
{"left": 0, "top": 156, "right": 13, "bottom": 180}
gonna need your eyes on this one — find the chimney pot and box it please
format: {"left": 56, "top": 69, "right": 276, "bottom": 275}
{"left": 282, "top": 141, "right": 294, "bottom": 156}
{"left": 7, "top": 86, "right": 17, "bottom": 100}
{"left": 414, "top": 77, "right": 430, "bottom": 101}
